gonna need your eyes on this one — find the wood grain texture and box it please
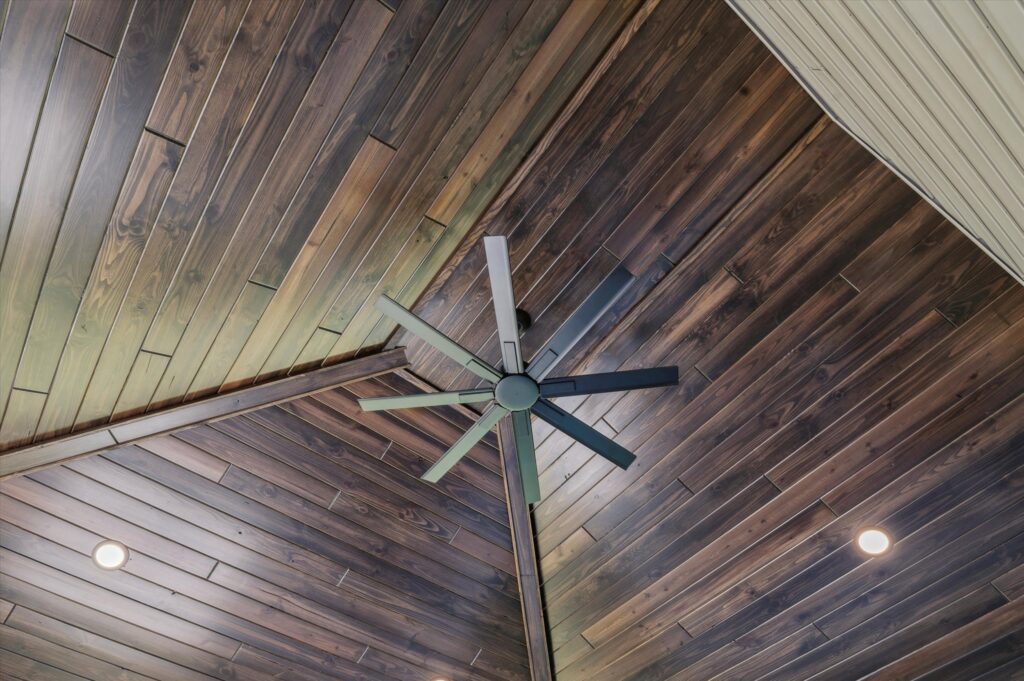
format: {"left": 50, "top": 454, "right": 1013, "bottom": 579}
{"left": 393, "top": 2, "right": 1024, "bottom": 678}
{"left": 0, "top": 349, "right": 406, "bottom": 479}
{"left": 0, "top": 0, "right": 73, "bottom": 259}
{"left": 65, "top": 0, "right": 133, "bottom": 55}
{"left": 0, "top": 0, "right": 644, "bottom": 453}
{"left": 2, "top": 0, "right": 1022, "bottom": 676}
{"left": 0, "top": 372, "right": 529, "bottom": 681}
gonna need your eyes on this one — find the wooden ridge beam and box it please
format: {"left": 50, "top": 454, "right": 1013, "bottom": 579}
{"left": 0, "top": 348, "right": 408, "bottom": 479}
{"left": 498, "top": 417, "right": 554, "bottom": 681}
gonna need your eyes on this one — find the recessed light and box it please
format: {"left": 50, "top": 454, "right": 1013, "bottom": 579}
{"left": 92, "top": 540, "right": 129, "bottom": 570}
{"left": 856, "top": 528, "right": 891, "bottom": 555}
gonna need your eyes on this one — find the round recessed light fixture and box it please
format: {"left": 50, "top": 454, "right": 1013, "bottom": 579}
{"left": 856, "top": 528, "right": 891, "bottom": 556}
{"left": 92, "top": 540, "right": 129, "bottom": 570}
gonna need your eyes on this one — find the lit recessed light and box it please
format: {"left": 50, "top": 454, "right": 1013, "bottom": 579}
{"left": 92, "top": 540, "right": 129, "bottom": 570}
{"left": 856, "top": 528, "right": 891, "bottom": 555}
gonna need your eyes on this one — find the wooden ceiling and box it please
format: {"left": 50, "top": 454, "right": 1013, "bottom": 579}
{"left": 399, "top": 0, "right": 1024, "bottom": 679}
{"left": 0, "top": 0, "right": 625, "bottom": 450}
{"left": 2, "top": 0, "right": 1024, "bottom": 680}
{"left": 1, "top": 369, "right": 531, "bottom": 680}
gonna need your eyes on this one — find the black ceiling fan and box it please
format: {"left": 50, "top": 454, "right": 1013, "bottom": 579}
{"left": 358, "top": 236, "right": 679, "bottom": 502}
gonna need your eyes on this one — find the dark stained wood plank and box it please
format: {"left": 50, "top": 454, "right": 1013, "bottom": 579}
{"left": 370, "top": 0, "right": 488, "bottom": 148}
{"left": 220, "top": 135, "right": 396, "bottom": 389}
{"left": 137, "top": 435, "right": 227, "bottom": 482}
{"left": 246, "top": 0, "right": 442, "bottom": 291}
{"left": 0, "top": 0, "right": 72, "bottom": 256}
{"left": 0, "top": 37, "right": 111, "bottom": 426}
{"left": 71, "top": 0, "right": 302, "bottom": 428}
{"left": 0, "top": 648, "right": 89, "bottom": 681}
{"left": 321, "top": 215, "right": 446, "bottom": 357}
{"left": 497, "top": 417, "right": 554, "bottom": 681}
{"left": 426, "top": 0, "right": 611, "bottom": 226}
{"left": 0, "top": 580, "right": 268, "bottom": 681}
{"left": 1, "top": 617, "right": 153, "bottom": 681}
{"left": 32, "top": 132, "right": 181, "bottom": 440}
{"left": 248, "top": 401, "right": 512, "bottom": 544}
{"left": 12, "top": 0, "right": 190, "bottom": 396}
{"left": 66, "top": 0, "right": 133, "bottom": 55}
{"left": 0, "top": 349, "right": 406, "bottom": 478}
{"left": 141, "top": 0, "right": 355, "bottom": 357}
{"left": 146, "top": 0, "right": 249, "bottom": 143}
{"left": 178, "top": 282, "right": 276, "bottom": 403}
{"left": 177, "top": 424, "right": 338, "bottom": 508}
{"left": 255, "top": 0, "right": 542, "bottom": 381}
{"left": 859, "top": 599, "right": 1024, "bottom": 681}
{"left": 2, "top": 476, "right": 216, "bottom": 577}
{"left": 0, "top": 544, "right": 240, "bottom": 659}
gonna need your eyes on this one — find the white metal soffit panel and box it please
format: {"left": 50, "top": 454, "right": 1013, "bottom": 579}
{"left": 729, "top": 0, "right": 1024, "bottom": 285}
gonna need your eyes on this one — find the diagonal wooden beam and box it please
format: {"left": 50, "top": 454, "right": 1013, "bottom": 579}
{"left": 498, "top": 417, "right": 554, "bottom": 681}
{"left": 0, "top": 348, "right": 408, "bottom": 479}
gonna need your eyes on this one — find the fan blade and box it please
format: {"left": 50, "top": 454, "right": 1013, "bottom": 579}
{"left": 539, "top": 366, "right": 679, "bottom": 398}
{"left": 484, "top": 236, "right": 524, "bottom": 373}
{"left": 376, "top": 295, "right": 502, "bottom": 383}
{"left": 511, "top": 410, "right": 540, "bottom": 503}
{"left": 359, "top": 388, "right": 494, "bottom": 411}
{"left": 531, "top": 398, "right": 635, "bottom": 469}
{"left": 422, "top": 404, "right": 509, "bottom": 483}
{"left": 527, "top": 265, "right": 634, "bottom": 380}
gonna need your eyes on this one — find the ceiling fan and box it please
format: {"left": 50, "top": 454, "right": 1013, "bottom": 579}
{"left": 359, "top": 236, "right": 679, "bottom": 502}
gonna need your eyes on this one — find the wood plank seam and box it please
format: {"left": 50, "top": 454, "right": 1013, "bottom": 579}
{"left": 63, "top": 29, "right": 117, "bottom": 60}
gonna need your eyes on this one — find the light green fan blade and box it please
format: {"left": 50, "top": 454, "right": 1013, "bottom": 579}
{"left": 358, "top": 389, "right": 494, "bottom": 411}
{"left": 376, "top": 295, "right": 502, "bottom": 383}
{"left": 422, "top": 404, "right": 509, "bottom": 483}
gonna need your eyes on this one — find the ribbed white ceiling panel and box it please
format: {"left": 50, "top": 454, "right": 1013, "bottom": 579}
{"left": 730, "top": 0, "right": 1024, "bottom": 284}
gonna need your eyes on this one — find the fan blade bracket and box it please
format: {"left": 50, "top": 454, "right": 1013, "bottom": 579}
{"left": 539, "top": 366, "right": 679, "bottom": 398}
{"left": 511, "top": 410, "right": 540, "bottom": 504}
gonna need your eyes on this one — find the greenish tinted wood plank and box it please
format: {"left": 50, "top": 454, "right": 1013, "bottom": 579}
{"left": 0, "top": 38, "right": 111, "bottom": 423}
{"left": 72, "top": 0, "right": 300, "bottom": 430}
{"left": 0, "top": 0, "right": 73, "bottom": 260}
{"left": 180, "top": 282, "right": 276, "bottom": 403}
{"left": 111, "top": 351, "right": 170, "bottom": 421}
{"left": 33, "top": 133, "right": 181, "bottom": 441}
{"left": 14, "top": 0, "right": 190, "bottom": 395}
{"left": 0, "top": 390, "right": 46, "bottom": 450}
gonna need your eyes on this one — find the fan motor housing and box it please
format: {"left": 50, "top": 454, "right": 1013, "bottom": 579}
{"left": 495, "top": 375, "right": 539, "bottom": 411}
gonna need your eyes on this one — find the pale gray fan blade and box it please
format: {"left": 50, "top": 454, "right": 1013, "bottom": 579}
{"left": 527, "top": 265, "right": 634, "bottom": 380}
{"left": 511, "top": 410, "right": 540, "bottom": 503}
{"left": 539, "top": 366, "right": 679, "bottom": 398}
{"left": 376, "top": 295, "right": 502, "bottom": 383}
{"left": 422, "top": 403, "right": 509, "bottom": 483}
{"left": 359, "top": 388, "right": 494, "bottom": 411}
{"left": 531, "top": 399, "right": 635, "bottom": 469}
{"left": 484, "top": 236, "right": 523, "bottom": 373}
